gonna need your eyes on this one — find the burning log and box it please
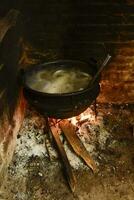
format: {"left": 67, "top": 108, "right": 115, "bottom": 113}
{"left": 50, "top": 123, "right": 76, "bottom": 192}
{"left": 59, "top": 119, "right": 97, "bottom": 173}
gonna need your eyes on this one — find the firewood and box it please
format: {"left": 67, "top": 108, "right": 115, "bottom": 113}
{"left": 50, "top": 123, "right": 76, "bottom": 192}
{"left": 59, "top": 119, "right": 97, "bottom": 172}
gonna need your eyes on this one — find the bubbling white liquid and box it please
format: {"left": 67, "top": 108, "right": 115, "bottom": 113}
{"left": 27, "top": 68, "right": 92, "bottom": 94}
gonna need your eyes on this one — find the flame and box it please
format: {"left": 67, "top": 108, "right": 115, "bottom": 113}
{"left": 69, "top": 108, "right": 95, "bottom": 126}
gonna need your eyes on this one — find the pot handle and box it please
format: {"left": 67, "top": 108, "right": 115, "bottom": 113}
{"left": 90, "top": 54, "right": 112, "bottom": 87}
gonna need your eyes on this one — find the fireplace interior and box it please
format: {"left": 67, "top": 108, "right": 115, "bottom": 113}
{"left": 0, "top": 0, "right": 134, "bottom": 200}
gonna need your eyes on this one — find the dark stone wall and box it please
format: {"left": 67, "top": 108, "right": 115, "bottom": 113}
{"left": 20, "top": 0, "right": 134, "bottom": 103}
{"left": 1, "top": 0, "right": 134, "bottom": 60}
{"left": 0, "top": 10, "right": 26, "bottom": 182}
{"left": 0, "top": 0, "right": 133, "bottom": 103}
{"left": 0, "top": 11, "right": 22, "bottom": 118}
{"left": 20, "top": 0, "right": 134, "bottom": 61}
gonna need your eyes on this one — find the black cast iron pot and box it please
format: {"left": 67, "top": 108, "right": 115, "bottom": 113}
{"left": 22, "top": 60, "right": 100, "bottom": 119}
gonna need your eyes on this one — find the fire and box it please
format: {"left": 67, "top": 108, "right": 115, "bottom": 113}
{"left": 69, "top": 116, "right": 77, "bottom": 126}
{"left": 69, "top": 107, "right": 96, "bottom": 126}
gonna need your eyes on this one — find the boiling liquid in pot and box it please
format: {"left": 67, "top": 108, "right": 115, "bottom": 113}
{"left": 27, "top": 68, "right": 92, "bottom": 94}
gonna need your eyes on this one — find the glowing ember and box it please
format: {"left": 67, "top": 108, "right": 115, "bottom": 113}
{"left": 69, "top": 108, "right": 96, "bottom": 126}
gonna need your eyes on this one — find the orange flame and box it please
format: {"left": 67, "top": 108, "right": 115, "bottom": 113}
{"left": 69, "top": 108, "right": 95, "bottom": 126}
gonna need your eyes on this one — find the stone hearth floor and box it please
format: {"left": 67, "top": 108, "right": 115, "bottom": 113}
{"left": 0, "top": 104, "right": 134, "bottom": 200}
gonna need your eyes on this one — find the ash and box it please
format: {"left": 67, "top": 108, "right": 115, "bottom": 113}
{"left": 66, "top": 108, "right": 111, "bottom": 169}
{"left": 10, "top": 107, "right": 111, "bottom": 172}
{"left": 1, "top": 105, "right": 134, "bottom": 200}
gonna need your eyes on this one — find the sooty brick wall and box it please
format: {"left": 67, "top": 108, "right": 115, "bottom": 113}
{"left": 1, "top": 0, "right": 134, "bottom": 103}
{"left": 0, "top": 10, "right": 26, "bottom": 185}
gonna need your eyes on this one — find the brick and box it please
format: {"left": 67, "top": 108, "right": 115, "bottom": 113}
{"left": 107, "top": 63, "right": 134, "bottom": 71}
{"left": 117, "top": 47, "right": 134, "bottom": 55}
{"left": 102, "top": 70, "right": 134, "bottom": 81}
{"left": 98, "top": 80, "right": 134, "bottom": 103}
